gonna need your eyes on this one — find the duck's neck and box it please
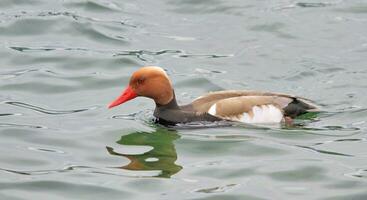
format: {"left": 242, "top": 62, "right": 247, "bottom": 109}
{"left": 155, "top": 90, "right": 180, "bottom": 110}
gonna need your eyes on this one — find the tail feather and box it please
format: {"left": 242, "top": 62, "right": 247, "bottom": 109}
{"left": 284, "top": 98, "right": 320, "bottom": 118}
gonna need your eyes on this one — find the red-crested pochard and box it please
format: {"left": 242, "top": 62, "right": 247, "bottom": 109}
{"left": 108, "top": 66, "right": 319, "bottom": 125}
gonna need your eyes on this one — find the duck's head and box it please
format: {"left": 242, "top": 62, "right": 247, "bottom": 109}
{"left": 108, "top": 66, "right": 174, "bottom": 108}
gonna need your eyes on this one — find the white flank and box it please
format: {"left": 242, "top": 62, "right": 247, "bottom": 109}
{"left": 241, "top": 105, "right": 283, "bottom": 123}
{"left": 208, "top": 103, "right": 217, "bottom": 115}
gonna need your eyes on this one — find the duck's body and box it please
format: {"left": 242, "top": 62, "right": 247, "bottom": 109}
{"left": 109, "top": 66, "right": 319, "bottom": 126}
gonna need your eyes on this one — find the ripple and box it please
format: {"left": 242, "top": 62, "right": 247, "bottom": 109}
{"left": 0, "top": 68, "right": 38, "bottom": 79}
{"left": 10, "top": 46, "right": 54, "bottom": 52}
{"left": 345, "top": 169, "right": 367, "bottom": 179}
{"left": 63, "top": 1, "right": 122, "bottom": 12}
{"left": 114, "top": 49, "right": 182, "bottom": 62}
{"left": 296, "top": 145, "right": 353, "bottom": 157}
{"left": 284, "top": 125, "right": 360, "bottom": 133}
{"left": 0, "top": 166, "right": 72, "bottom": 176}
{"left": 0, "top": 13, "right": 129, "bottom": 44}
{"left": 311, "top": 138, "right": 367, "bottom": 148}
{"left": 0, "top": 123, "right": 46, "bottom": 129}
{"left": 111, "top": 109, "right": 154, "bottom": 124}
{"left": 5, "top": 101, "right": 95, "bottom": 115}
{"left": 194, "top": 183, "right": 238, "bottom": 193}
{"left": 0, "top": 113, "right": 22, "bottom": 117}
{"left": 112, "top": 112, "right": 138, "bottom": 120}
{"left": 195, "top": 68, "right": 227, "bottom": 74}
{"left": 173, "top": 121, "right": 236, "bottom": 129}
{"left": 0, "top": 168, "right": 33, "bottom": 175}
{"left": 38, "top": 11, "right": 137, "bottom": 27}
{"left": 114, "top": 49, "right": 232, "bottom": 62}
{"left": 177, "top": 53, "right": 233, "bottom": 58}
{"left": 69, "top": 21, "right": 128, "bottom": 45}
{"left": 1, "top": 10, "right": 136, "bottom": 28}
{"left": 26, "top": 146, "right": 66, "bottom": 154}
{"left": 296, "top": 2, "right": 333, "bottom": 8}
{"left": 0, "top": 164, "right": 157, "bottom": 178}
{"left": 276, "top": 2, "right": 337, "bottom": 10}
{"left": 168, "top": 0, "right": 249, "bottom": 15}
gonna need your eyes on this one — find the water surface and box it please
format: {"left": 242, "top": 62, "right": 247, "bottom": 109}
{"left": 1, "top": 0, "right": 367, "bottom": 199}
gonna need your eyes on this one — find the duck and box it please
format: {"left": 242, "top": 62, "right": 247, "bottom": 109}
{"left": 108, "top": 66, "right": 319, "bottom": 126}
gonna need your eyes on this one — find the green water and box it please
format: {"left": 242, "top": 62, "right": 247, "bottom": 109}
{"left": 1, "top": 0, "right": 367, "bottom": 199}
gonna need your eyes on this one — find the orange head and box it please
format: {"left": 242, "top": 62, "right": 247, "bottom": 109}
{"left": 108, "top": 66, "right": 174, "bottom": 108}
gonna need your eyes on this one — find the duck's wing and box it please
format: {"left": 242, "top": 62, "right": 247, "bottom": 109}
{"left": 181, "top": 90, "right": 319, "bottom": 122}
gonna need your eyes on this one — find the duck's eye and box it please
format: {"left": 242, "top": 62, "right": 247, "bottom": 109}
{"left": 137, "top": 78, "right": 145, "bottom": 85}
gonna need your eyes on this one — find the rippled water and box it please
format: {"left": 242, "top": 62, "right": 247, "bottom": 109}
{"left": 1, "top": 0, "right": 367, "bottom": 199}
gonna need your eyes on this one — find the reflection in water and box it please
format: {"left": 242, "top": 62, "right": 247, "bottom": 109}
{"left": 106, "top": 127, "right": 182, "bottom": 178}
